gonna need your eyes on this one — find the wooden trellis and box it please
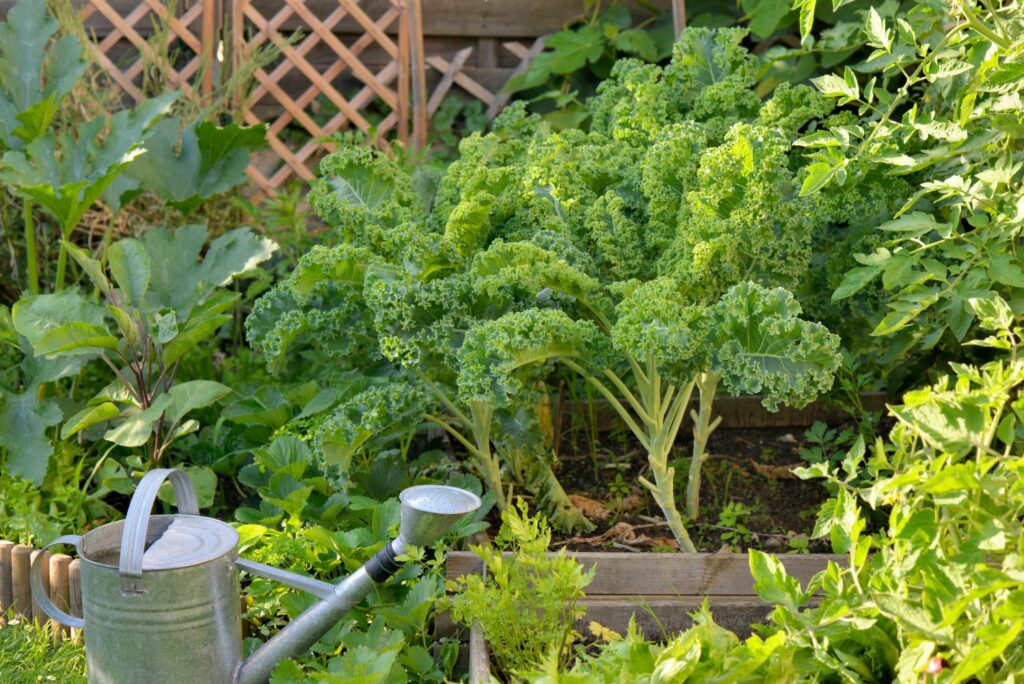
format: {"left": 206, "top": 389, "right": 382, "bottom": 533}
{"left": 231, "top": 0, "right": 424, "bottom": 194}
{"left": 66, "top": 0, "right": 426, "bottom": 196}
{"left": 77, "top": 0, "right": 218, "bottom": 102}
{"left": 425, "top": 37, "right": 545, "bottom": 121}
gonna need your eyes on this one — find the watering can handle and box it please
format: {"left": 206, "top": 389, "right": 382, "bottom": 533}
{"left": 30, "top": 535, "right": 85, "bottom": 629}
{"left": 119, "top": 468, "right": 200, "bottom": 594}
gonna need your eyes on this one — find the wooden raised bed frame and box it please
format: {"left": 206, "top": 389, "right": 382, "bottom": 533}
{"left": 441, "top": 550, "right": 843, "bottom": 682}
{"left": 440, "top": 394, "right": 875, "bottom": 680}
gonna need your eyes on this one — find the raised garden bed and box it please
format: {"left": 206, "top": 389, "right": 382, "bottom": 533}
{"left": 439, "top": 550, "right": 843, "bottom": 681}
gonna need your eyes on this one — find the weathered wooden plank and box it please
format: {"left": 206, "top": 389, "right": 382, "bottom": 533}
{"left": 69, "top": 560, "right": 83, "bottom": 619}
{"left": 241, "top": 0, "right": 671, "bottom": 38}
{"left": 438, "top": 594, "right": 796, "bottom": 642}
{"left": 468, "top": 621, "right": 489, "bottom": 684}
{"left": 447, "top": 551, "right": 843, "bottom": 596}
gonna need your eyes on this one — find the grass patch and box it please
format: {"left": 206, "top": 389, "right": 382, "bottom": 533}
{"left": 0, "top": 615, "right": 86, "bottom": 682}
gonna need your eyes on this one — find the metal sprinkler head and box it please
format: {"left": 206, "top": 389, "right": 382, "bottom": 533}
{"left": 398, "top": 485, "right": 482, "bottom": 547}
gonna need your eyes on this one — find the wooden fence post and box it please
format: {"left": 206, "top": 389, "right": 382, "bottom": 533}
{"left": 11, "top": 545, "right": 32, "bottom": 619}
{"left": 0, "top": 540, "right": 13, "bottom": 614}
{"left": 69, "top": 559, "right": 83, "bottom": 640}
{"left": 29, "top": 549, "right": 50, "bottom": 625}
{"left": 49, "top": 554, "right": 72, "bottom": 638}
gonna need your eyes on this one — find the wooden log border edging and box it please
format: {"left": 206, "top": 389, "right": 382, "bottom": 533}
{"left": 0, "top": 540, "right": 82, "bottom": 640}
{"left": 442, "top": 550, "right": 844, "bottom": 681}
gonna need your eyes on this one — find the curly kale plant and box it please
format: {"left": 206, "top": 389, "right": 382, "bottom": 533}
{"left": 249, "top": 28, "right": 850, "bottom": 543}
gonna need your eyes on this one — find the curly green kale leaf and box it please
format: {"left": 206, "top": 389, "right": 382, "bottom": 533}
{"left": 662, "top": 124, "right": 815, "bottom": 297}
{"left": 457, "top": 309, "right": 609, "bottom": 406}
{"left": 757, "top": 82, "right": 835, "bottom": 137}
{"left": 611, "top": 278, "right": 710, "bottom": 383}
{"left": 364, "top": 270, "right": 474, "bottom": 373}
{"left": 663, "top": 27, "right": 760, "bottom": 137}
{"left": 707, "top": 282, "right": 841, "bottom": 410}
{"left": 308, "top": 146, "right": 421, "bottom": 244}
{"left": 246, "top": 244, "right": 380, "bottom": 374}
{"left": 316, "top": 380, "right": 427, "bottom": 469}
{"left": 471, "top": 240, "right": 612, "bottom": 326}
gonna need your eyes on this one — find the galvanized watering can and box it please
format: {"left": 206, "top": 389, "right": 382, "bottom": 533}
{"left": 30, "top": 468, "right": 481, "bottom": 684}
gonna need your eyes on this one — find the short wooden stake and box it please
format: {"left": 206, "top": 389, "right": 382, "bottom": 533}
{"left": 49, "top": 554, "right": 72, "bottom": 639}
{"left": 11, "top": 545, "right": 32, "bottom": 619}
{"left": 0, "top": 540, "right": 14, "bottom": 614}
{"left": 69, "top": 559, "right": 83, "bottom": 641}
{"left": 29, "top": 549, "right": 50, "bottom": 625}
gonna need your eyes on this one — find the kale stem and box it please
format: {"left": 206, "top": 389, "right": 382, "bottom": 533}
{"left": 686, "top": 372, "right": 721, "bottom": 521}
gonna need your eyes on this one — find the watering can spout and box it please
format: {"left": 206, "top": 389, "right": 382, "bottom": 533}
{"left": 235, "top": 485, "right": 481, "bottom": 684}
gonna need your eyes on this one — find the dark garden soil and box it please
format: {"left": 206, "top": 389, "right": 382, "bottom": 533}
{"left": 493, "top": 420, "right": 884, "bottom": 555}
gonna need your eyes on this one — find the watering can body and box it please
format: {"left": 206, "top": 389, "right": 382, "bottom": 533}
{"left": 31, "top": 468, "right": 481, "bottom": 684}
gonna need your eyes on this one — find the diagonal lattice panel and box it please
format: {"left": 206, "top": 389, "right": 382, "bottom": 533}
{"left": 233, "top": 0, "right": 414, "bottom": 195}
{"left": 78, "top": 0, "right": 217, "bottom": 103}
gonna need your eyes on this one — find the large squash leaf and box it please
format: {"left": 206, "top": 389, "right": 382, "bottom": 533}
{"left": 120, "top": 117, "right": 266, "bottom": 214}
{"left": 0, "top": 92, "right": 176, "bottom": 230}
{"left": 0, "top": 0, "right": 86, "bottom": 148}
{"left": 0, "top": 389, "right": 62, "bottom": 484}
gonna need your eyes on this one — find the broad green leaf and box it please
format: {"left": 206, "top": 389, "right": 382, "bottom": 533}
{"left": 987, "top": 251, "right": 1024, "bottom": 288}
{"left": 141, "top": 225, "right": 272, "bottom": 320}
{"left": 154, "top": 310, "right": 178, "bottom": 345}
{"left": 951, "top": 620, "right": 1023, "bottom": 683}
{"left": 811, "top": 73, "right": 858, "bottom": 100}
{"left": 792, "top": 0, "right": 816, "bottom": 44}
{"left": 749, "top": 549, "right": 805, "bottom": 612}
{"left": 968, "top": 296, "right": 1013, "bottom": 331}
{"left": 164, "top": 380, "right": 232, "bottom": 424}
{"left": 33, "top": 321, "right": 118, "bottom": 356}
{"left": 832, "top": 264, "right": 882, "bottom": 300}
{"left": 158, "top": 465, "right": 217, "bottom": 508}
{"left": 615, "top": 29, "right": 657, "bottom": 62}
{"left": 742, "top": 0, "right": 792, "bottom": 38}
{"left": 162, "top": 312, "right": 232, "bottom": 366}
{"left": 123, "top": 117, "right": 266, "bottom": 214}
{"left": 108, "top": 238, "right": 150, "bottom": 308}
{"left": 800, "top": 160, "right": 844, "bottom": 196}
{"left": 864, "top": 6, "right": 891, "bottom": 50}
{"left": 0, "top": 92, "right": 176, "bottom": 230}
{"left": 141, "top": 224, "right": 208, "bottom": 314}
{"left": 877, "top": 211, "right": 943, "bottom": 237}
{"left": 61, "top": 401, "right": 119, "bottom": 439}
{"left": 197, "top": 227, "right": 277, "bottom": 290}
{"left": 12, "top": 291, "right": 105, "bottom": 349}
{"left": 890, "top": 396, "right": 985, "bottom": 453}
{"left": 0, "top": 1, "right": 86, "bottom": 148}
{"left": 103, "top": 393, "right": 172, "bottom": 447}
{"left": 0, "top": 389, "right": 62, "bottom": 484}
{"left": 107, "top": 305, "right": 141, "bottom": 349}
{"left": 534, "top": 27, "right": 605, "bottom": 75}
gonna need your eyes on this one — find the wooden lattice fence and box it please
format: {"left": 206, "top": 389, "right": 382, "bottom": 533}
{"left": 77, "top": 0, "right": 218, "bottom": 102}
{"left": 57, "top": 0, "right": 430, "bottom": 195}
{"left": 1, "top": 0, "right": 681, "bottom": 195}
